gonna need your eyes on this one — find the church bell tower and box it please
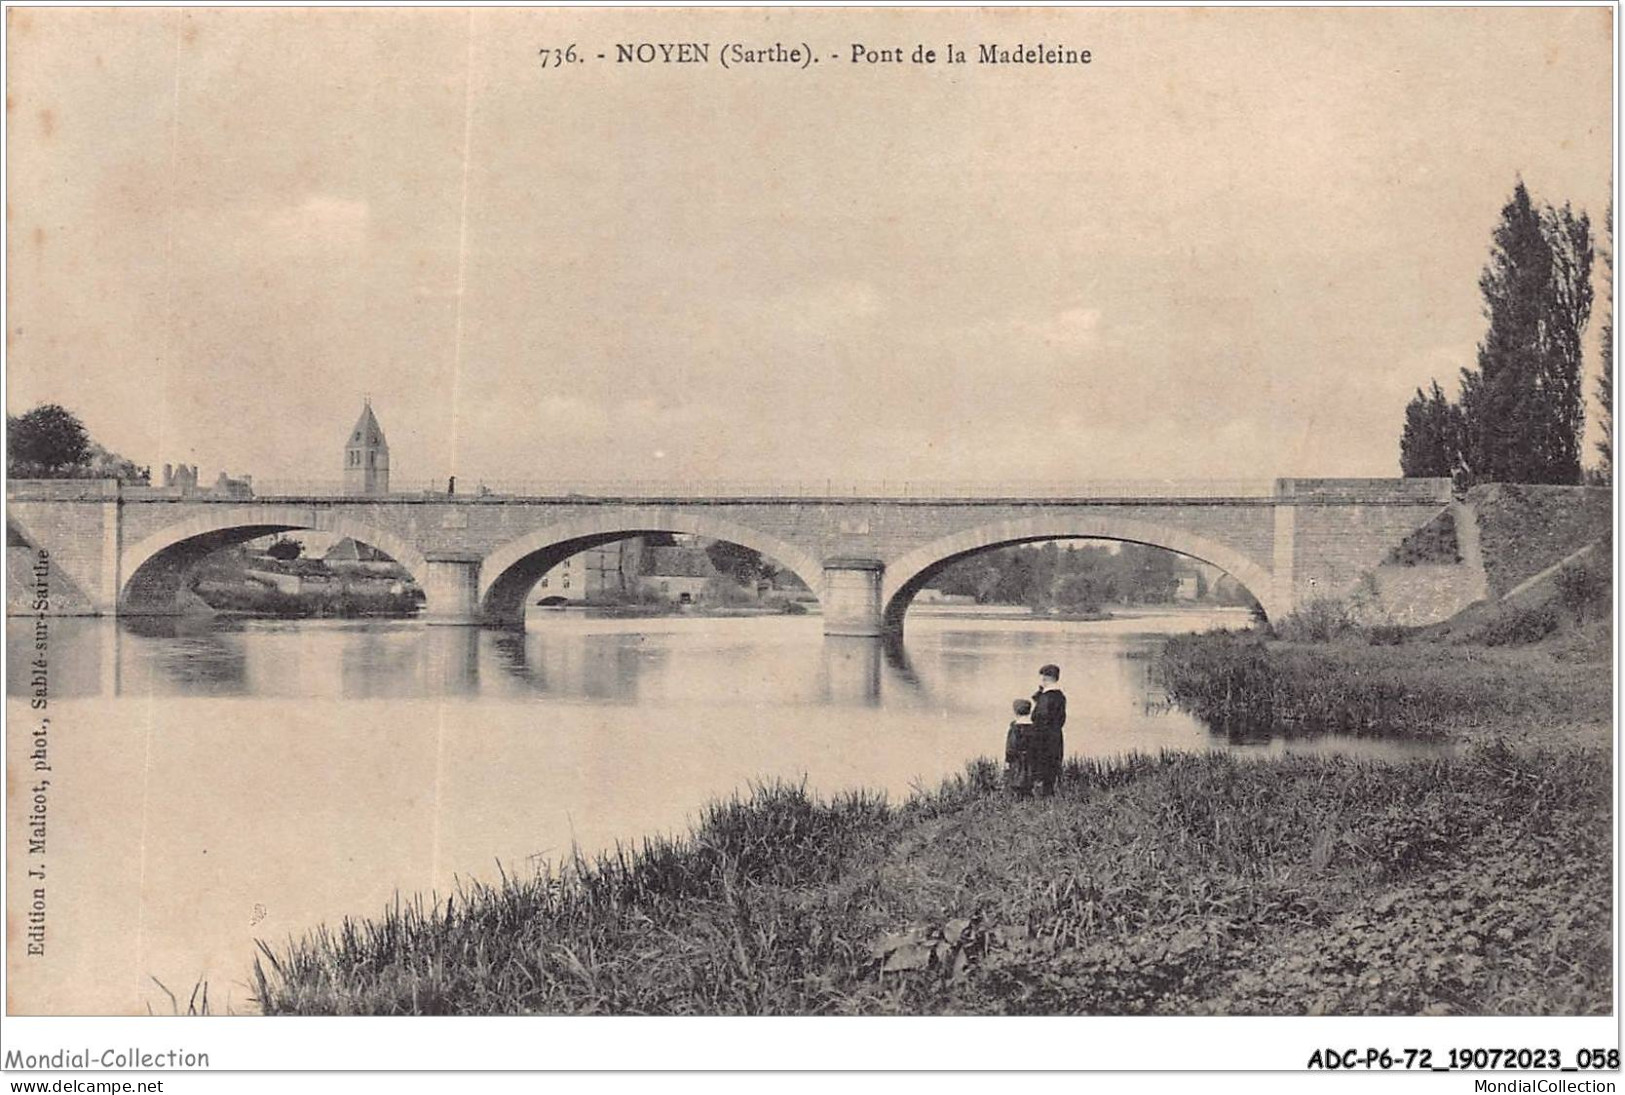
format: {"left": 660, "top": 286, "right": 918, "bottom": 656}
{"left": 343, "top": 399, "right": 390, "bottom": 495}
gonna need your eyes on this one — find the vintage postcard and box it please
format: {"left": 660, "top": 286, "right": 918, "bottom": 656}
{"left": 2, "top": 2, "right": 1616, "bottom": 1077}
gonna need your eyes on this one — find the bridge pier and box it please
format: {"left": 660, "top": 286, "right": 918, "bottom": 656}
{"left": 822, "top": 557, "right": 886, "bottom": 637}
{"left": 421, "top": 551, "right": 484, "bottom": 626}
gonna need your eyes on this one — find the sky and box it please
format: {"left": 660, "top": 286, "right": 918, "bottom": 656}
{"left": 6, "top": 7, "right": 1614, "bottom": 490}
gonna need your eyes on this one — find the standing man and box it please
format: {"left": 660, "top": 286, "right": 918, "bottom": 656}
{"left": 1031, "top": 664, "right": 1067, "bottom": 796}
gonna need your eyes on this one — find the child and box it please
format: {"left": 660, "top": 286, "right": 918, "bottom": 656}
{"left": 1004, "top": 698, "right": 1037, "bottom": 797}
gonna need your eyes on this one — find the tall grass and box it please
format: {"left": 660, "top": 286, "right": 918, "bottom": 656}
{"left": 254, "top": 780, "right": 898, "bottom": 1015}
{"left": 147, "top": 976, "right": 214, "bottom": 1015}
{"left": 1158, "top": 629, "right": 1610, "bottom": 737}
{"left": 253, "top": 744, "right": 1611, "bottom": 1016}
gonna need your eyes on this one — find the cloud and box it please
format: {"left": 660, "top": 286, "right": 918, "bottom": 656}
{"left": 938, "top": 303, "right": 1106, "bottom": 361}
{"left": 261, "top": 194, "right": 370, "bottom": 257}
{"left": 775, "top": 280, "right": 884, "bottom": 330}
{"left": 534, "top": 395, "right": 611, "bottom": 432}
{"left": 1015, "top": 305, "right": 1103, "bottom": 349}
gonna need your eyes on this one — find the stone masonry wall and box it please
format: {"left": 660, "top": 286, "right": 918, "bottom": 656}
{"left": 7, "top": 495, "right": 116, "bottom": 614}
{"left": 1287, "top": 500, "right": 1453, "bottom": 609}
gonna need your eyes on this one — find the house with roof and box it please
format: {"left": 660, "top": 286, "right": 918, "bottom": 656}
{"left": 322, "top": 537, "right": 406, "bottom": 577}
{"left": 534, "top": 539, "right": 647, "bottom": 603}
{"left": 639, "top": 544, "right": 722, "bottom": 604}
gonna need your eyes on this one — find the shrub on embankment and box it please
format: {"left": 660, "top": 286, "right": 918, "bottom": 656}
{"left": 253, "top": 743, "right": 1611, "bottom": 1016}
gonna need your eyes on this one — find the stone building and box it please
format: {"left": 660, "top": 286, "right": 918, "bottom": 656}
{"left": 343, "top": 401, "right": 390, "bottom": 495}
{"left": 161, "top": 463, "right": 199, "bottom": 492}
{"left": 535, "top": 539, "right": 648, "bottom": 602}
{"left": 639, "top": 544, "right": 722, "bottom": 604}
{"left": 156, "top": 463, "right": 252, "bottom": 498}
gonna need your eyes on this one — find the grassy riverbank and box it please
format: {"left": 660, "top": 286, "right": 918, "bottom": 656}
{"left": 255, "top": 739, "right": 1610, "bottom": 1015}
{"left": 1158, "top": 628, "right": 1611, "bottom": 743}
{"left": 1159, "top": 580, "right": 1611, "bottom": 746}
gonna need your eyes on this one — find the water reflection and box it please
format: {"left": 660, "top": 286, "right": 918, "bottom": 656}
{"left": 5, "top": 610, "right": 1455, "bottom": 773}
{"left": 819, "top": 636, "right": 884, "bottom": 706}
{"left": 484, "top": 629, "right": 672, "bottom": 700}
{"left": 122, "top": 616, "right": 251, "bottom": 695}
{"left": 881, "top": 631, "right": 920, "bottom": 687}
{"left": 339, "top": 623, "right": 430, "bottom": 699}
{"left": 6, "top": 611, "right": 1460, "bottom": 772}
{"left": 420, "top": 626, "right": 481, "bottom": 696}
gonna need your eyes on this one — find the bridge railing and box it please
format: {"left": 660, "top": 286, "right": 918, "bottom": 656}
{"left": 4, "top": 478, "right": 123, "bottom": 500}
{"left": 233, "top": 477, "right": 1282, "bottom": 500}
{"left": 10, "top": 477, "right": 1458, "bottom": 503}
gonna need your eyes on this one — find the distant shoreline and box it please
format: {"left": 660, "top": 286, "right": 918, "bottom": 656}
{"left": 529, "top": 601, "right": 1249, "bottom": 624}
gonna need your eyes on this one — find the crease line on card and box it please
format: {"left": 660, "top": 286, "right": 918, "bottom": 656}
{"left": 446, "top": 8, "right": 478, "bottom": 482}
{"left": 133, "top": 9, "right": 188, "bottom": 1011}
{"left": 430, "top": 10, "right": 479, "bottom": 894}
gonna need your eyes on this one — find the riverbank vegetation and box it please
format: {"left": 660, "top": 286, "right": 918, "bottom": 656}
{"left": 1157, "top": 625, "right": 1609, "bottom": 741}
{"left": 188, "top": 547, "right": 423, "bottom": 618}
{"left": 1160, "top": 542, "right": 1611, "bottom": 744}
{"left": 253, "top": 739, "right": 1610, "bottom": 1016}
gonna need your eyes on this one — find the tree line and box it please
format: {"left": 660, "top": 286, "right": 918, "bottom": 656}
{"left": 7, "top": 403, "right": 150, "bottom": 482}
{"left": 1400, "top": 181, "right": 1611, "bottom": 486}
{"left": 928, "top": 541, "right": 1246, "bottom": 613}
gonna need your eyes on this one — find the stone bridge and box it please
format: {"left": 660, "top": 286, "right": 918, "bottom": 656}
{"left": 5, "top": 478, "right": 1471, "bottom": 636}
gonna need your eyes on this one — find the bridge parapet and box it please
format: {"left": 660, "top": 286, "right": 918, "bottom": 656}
{"left": 8, "top": 478, "right": 123, "bottom": 501}
{"left": 11, "top": 476, "right": 1453, "bottom": 505}
{"left": 197, "top": 477, "right": 1286, "bottom": 501}
{"left": 1276, "top": 477, "right": 1453, "bottom": 503}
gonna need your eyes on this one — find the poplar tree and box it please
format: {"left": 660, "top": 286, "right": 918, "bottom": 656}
{"left": 1596, "top": 201, "right": 1613, "bottom": 485}
{"left": 1400, "top": 379, "right": 1461, "bottom": 477}
{"left": 1456, "top": 182, "right": 1593, "bottom": 484}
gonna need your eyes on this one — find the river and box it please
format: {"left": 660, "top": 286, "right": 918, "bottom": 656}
{"left": 5, "top": 606, "right": 1448, "bottom": 1014}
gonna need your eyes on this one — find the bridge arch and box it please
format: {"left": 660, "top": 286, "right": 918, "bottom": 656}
{"left": 118, "top": 505, "right": 429, "bottom": 614}
{"left": 880, "top": 513, "right": 1281, "bottom": 631}
{"left": 478, "top": 507, "right": 826, "bottom": 626}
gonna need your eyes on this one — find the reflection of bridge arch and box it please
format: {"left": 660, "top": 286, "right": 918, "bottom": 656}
{"left": 118, "top": 505, "right": 429, "bottom": 614}
{"left": 478, "top": 507, "right": 826, "bottom": 626}
{"left": 879, "top": 513, "right": 1280, "bottom": 632}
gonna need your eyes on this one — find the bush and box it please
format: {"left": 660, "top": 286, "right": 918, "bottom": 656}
{"left": 1054, "top": 574, "right": 1103, "bottom": 614}
{"left": 1464, "top": 603, "right": 1561, "bottom": 647}
{"left": 701, "top": 576, "right": 755, "bottom": 606}
{"left": 1554, "top": 552, "right": 1610, "bottom": 625}
{"left": 1274, "top": 598, "right": 1360, "bottom": 643}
